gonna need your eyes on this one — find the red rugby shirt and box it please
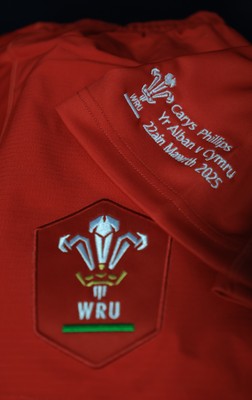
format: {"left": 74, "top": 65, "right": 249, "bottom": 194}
{"left": 0, "top": 12, "right": 251, "bottom": 400}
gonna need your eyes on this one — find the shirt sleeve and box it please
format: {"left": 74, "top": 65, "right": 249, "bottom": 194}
{"left": 55, "top": 45, "right": 252, "bottom": 308}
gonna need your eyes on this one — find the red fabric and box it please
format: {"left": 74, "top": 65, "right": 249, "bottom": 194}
{"left": 57, "top": 46, "right": 252, "bottom": 306}
{"left": 36, "top": 199, "right": 170, "bottom": 368}
{"left": 0, "top": 12, "right": 252, "bottom": 400}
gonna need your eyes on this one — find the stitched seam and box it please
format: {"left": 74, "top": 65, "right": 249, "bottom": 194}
{"left": 85, "top": 74, "right": 250, "bottom": 241}
{"left": 78, "top": 90, "right": 241, "bottom": 251}
{"left": 81, "top": 88, "right": 244, "bottom": 249}
{"left": 86, "top": 90, "right": 243, "bottom": 244}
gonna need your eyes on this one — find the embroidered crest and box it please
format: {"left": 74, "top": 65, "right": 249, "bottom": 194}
{"left": 35, "top": 199, "right": 170, "bottom": 367}
{"left": 58, "top": 214, "right": 148, "bottom": 300}
{"left": 124, "top": 67, "right": 176, "bottom": 118}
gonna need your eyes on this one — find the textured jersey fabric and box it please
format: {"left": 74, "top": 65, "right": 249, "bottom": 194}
{"left": 0, "top": 11, "right": 252, "bottom": 400}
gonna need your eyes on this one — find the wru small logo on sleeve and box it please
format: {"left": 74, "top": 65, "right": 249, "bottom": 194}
{"left": 124, "top": 67, "right": 176, "bottom": 118}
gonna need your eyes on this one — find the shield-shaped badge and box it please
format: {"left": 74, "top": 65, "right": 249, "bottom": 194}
{"left": 35, "top": 199, "right": 171, "bottom": 368}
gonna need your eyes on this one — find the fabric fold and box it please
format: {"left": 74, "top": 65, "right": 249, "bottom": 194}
{"left": 56, "top": 45, "right": 252, "bottom": 307}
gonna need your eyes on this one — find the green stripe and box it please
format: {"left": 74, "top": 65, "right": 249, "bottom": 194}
{"left": 62, "top": 323, "right": 135, "bottom": 333}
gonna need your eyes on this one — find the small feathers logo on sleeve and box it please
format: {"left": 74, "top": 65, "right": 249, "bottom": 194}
{"left": 124, "top": 67, "right": 176, "bottom": 118}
